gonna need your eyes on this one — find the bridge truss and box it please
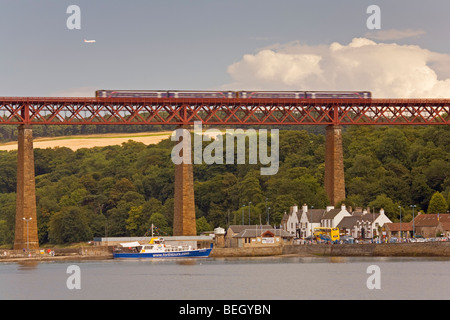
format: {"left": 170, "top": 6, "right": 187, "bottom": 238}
{"left": 0, "top": 97, "right": 448, "bottom": 126}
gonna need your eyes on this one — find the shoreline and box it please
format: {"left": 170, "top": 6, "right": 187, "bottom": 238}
{"left": 1, "top": 242, "right": 450, "bottom": 263}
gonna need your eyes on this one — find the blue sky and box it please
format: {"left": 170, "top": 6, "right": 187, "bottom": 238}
{"left": 1, "top": 0, "right": 450, "bottom": 97}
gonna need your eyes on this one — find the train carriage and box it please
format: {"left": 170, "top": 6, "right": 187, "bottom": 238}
{"left": 96, "top": 90, "right": 372, "bottom": 99}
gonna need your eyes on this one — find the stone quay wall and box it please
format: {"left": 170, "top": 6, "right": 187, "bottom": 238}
{"left": 2, "top": 242, "right": 449, "bottom": 261}
{"left": 281, "top": 242, "right": 450, "bottom": 257}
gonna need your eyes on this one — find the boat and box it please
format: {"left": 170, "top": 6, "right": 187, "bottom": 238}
{"left": 113, "top": 237, "right": 213, "bottom": 259}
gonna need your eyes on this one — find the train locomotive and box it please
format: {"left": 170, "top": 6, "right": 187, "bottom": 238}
{"left": 95, "top": 90, "right": 372, "bottom": 99}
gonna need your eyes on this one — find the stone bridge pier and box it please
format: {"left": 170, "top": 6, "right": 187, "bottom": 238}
{"left": 324, "top": 125, "right": 346, "bottom": 206}
{"left": 14, "top": 125, "right": 39, "bottom": 250}
{"left": 172, "top": 125, "right": 197, "bottom": 236}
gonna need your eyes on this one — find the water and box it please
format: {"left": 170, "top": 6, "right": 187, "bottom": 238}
{"left": 0, "top": 256, "right": 449, "bottom": 300}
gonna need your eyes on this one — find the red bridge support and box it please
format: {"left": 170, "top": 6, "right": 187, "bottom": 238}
{"left": 324, "top": 125, "right": 346, "bottom": 206}
{"left": 14, "top": 125, "right": 39, "bottom": 250}
{"left": 173, "top": 126, "right": 197, "bottom": 236}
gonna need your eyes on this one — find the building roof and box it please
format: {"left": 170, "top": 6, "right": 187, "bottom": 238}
{"left": 440, "top": 222, "right": 450, "bottom": 231}
{"left": 337, "top": 214, "right": 382, "bottom": 229}
{"left": 322, "top": 208, "right": 341, "bottom": 219}
{"left": 227, "top": 225, "right": 273, "bottom": 235}
{"left": 233, "top": 228, "right": 294, "bottom": 238}
{"left": 337, "top": 216, "right": 361, "bottom": 229}
{"left": 413, "top": 214, "right": 450, "bottom": 227}
{"left": 306, "top": 209, "right": 326, "bottom": 223}
{"left": 384, "top": 222, "right": 413, "bottom": 232}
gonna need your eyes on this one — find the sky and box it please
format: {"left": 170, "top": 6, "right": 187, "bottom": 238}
{"left": 1, "top": 0, "right": 450, "bottom": 98}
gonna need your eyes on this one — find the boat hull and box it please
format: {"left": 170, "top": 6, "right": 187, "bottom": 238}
{"left": 113, "top": 247, "right": 212, "bottom": 259}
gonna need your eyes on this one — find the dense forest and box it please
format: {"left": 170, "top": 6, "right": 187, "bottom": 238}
{"left": 0, "top": 125, "right": 449, "bottom": 247}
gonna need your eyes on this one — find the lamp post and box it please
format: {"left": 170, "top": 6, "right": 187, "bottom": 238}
{"left": 23, "top": 217, "right": 32, "bottom": 251}
{"left": 310, "top": 206, "right": 314, "bottom": 242}
{"left": 242, "top": 205, "right": 245, "bottom": 225}
{"left": 410, "top": 205, "right": 416, "bottom": 238}
{"left": 398, "top": 206, "right": 402, "bottom": 241}
{"left": 248, "top": 202, "right": 252, "bottom": 225}
{"left": 267, "top": 207, "right": 271, "bottom": 226}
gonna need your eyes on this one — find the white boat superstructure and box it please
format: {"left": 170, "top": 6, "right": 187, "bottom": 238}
{"left": 113, "top": 237, "right": 213, "bottom": 258}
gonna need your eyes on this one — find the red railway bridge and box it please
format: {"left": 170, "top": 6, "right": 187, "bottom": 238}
{"left": 1, "top": 97, "right": 449, "bottom": 249}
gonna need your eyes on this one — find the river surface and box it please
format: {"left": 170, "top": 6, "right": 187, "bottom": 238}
{"left": 0, "top": 256, "right": 449, "bottom": 300}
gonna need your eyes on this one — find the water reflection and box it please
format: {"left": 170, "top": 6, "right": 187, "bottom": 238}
{"left": 176, "top": 259, "right": 197, "bottom": 266}
{"left": 17, "top": 261, "right": 39, "bottom": 270}
{"left": 329, "top": 256, "right": 347, "bottom": 263}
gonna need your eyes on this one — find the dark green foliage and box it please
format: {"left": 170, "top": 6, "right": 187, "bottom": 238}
{"left": 0, "top": 124, "right": 448, "bottom": 246}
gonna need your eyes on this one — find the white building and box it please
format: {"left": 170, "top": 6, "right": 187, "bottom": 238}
{"left": 320, "top": 204, "right": 351, "bottom": 228}
{"left": 282, "top": 205, "right": 300, "bottom": 236}
{"left": 298, "top": 204, "right": 325, "bottom": 239}
{"left": 282, "top": 204, "right": 391, "bottom": 240}
{"left": 337, "top": 208, "right": 392, "bottom": 239}
{"left": 286, "top": 204, "right": 350, "bottom": 238}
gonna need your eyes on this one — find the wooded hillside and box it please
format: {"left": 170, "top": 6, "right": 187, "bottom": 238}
{"left": 0, "top": 125, "right": 448, "bottom": 246}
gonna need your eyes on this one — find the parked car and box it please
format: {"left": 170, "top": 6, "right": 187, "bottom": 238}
{"left": 340, "top": 236, "right": 355, "bottom": 244}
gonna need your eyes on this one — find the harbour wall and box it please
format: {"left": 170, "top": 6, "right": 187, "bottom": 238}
{"left": 2, "top": 242, "right": 450, "bottom": 262}
{"left": 0, "top": 246, "right": 113, "bottom": 262}
{"left": 282, "top": 242, "right": 450, "bottom": 257}
{"left": 211, "top": 242, "right": 450, "bottom": 258}
{"left": 210, "top": 246, "right": 283, "bottom": 258}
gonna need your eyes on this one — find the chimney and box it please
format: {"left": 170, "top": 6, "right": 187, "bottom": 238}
{"left": 302, "top": 203, "right": 308, "bottom": 214}
{"left": 326, "top": 206, "right": 334, "bottom": 212}
{"left": 380, "top": 208, "right": 385, "bottom": 216}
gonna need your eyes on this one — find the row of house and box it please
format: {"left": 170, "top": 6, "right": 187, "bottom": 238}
{"left": 281, "top": 204, "right": 393, "bottom": 239}
{"left": 220, "top": 203, "right": 391, "bottom": 248}
{"left": 384, "top": 213, "right": 450, "bottom": 238}
{"left": 216, "top": 208, "right": 450, "bottom": 249}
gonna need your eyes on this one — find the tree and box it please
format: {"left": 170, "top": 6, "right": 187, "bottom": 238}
{"left": 427, "top": 192, "right": 448, "bottom": 214}
{"left": 48, "top": 206, "right": 92, "bottom": 244}
{"left": 149, "top": 212, "right": 170, "bottom": 236}
{"left": 126, "top": 206, "right": 144, "bottom": 236}
{"left": 196, "top": 217, "right": 212, "bottom": 235}
{"left": 424, "top": 159, "right": 450, "bottom": 191}
{"left": 368, "top": 194, "right": 399, "bottom": 221}
{"left": 271, "top": 194, "right": 296, "bottom": 225}
{"left": 375, "top": 128, "right": 409, "bottom": 165}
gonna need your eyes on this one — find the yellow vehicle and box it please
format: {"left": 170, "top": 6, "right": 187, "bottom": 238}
{"left": 314, "top": 227, "right": 340, "bottom": 243}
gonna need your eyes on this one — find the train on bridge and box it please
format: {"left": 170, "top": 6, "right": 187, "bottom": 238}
{"left": 95, "top": 90, "right": 372, "bottom": 99}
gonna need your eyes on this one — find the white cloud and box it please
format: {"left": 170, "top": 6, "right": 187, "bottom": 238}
{"left": 225, "top": 38, "right": 450, "bottom": 98}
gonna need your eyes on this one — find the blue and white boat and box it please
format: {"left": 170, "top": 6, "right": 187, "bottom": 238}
{"left": 113, "top": 237, "right": 212, "bottom": 259}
